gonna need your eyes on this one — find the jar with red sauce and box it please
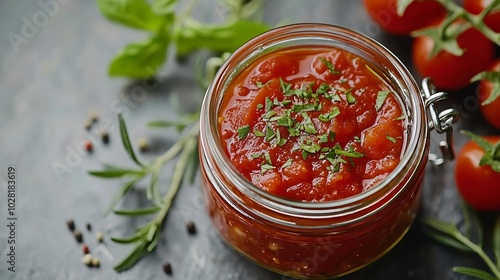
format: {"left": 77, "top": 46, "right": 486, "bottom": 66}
{"left": 199, "top": 24, "right": 457, "bottom": 279}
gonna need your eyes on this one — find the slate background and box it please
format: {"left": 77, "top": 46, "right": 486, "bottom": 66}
{"left": 0, "top": 0, "right": 497, "bottom": 279}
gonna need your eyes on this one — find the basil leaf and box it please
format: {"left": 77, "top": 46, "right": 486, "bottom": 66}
{"left": 152, "top": 0, "right": 178, "bottom": 16}
{"left": 109, "top": 35, "right": 169, "bottom": 78}
{"left": 97, "top": 0, "right": 164, "bottom": 31}
{"left": 175, "top": 19, "right": 270, "bottom": 56}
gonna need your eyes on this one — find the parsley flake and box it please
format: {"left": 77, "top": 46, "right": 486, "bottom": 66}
{"left": 281, "top": 159, "right": 293, "bottom": 169}
{"left": 375, "top": 91, "right": 390, "bottom": 111}
{"left": 346, "top": 91, "right": 356, "bottom": 104}
{"left": 265, "top": 97, "right": 273, "bottom": 111}
{"left": 261, "top": 164, "right": 275, "bottom": 174}
{"left": 319, "top": 56, "right": 340, "bottom": 74}
{"left": 318, "top": 107, "right": 340, "bottom": 122}
{"left": 237, "top": 125, "right": 250, "bottom": 140}
{"left": 253, "top": 130, "right": 265, "bottom": 137}
{"left": 386, "top": 135, "right": 397, "bottom": 144}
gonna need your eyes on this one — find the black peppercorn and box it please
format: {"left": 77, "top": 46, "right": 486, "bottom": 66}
{"left": 74, "top": 230, "right": 83, "bottom": 243}
{"left": 186, "top": 221, "right": 196, "bottom": 235}
{"left": 86, "top": 223, "right": 92, "bottom": 231}
{"left": 163, "top": 262, "right": 172, "bottom": 275}
{"left": 101, "top": 131, "right": 109, "bottom": 144}
{"left": 67, "top": 220, "right": 75, "bottom": 231}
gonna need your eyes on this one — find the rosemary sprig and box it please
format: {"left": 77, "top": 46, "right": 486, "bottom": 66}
{"left": 89, "top": 115, "right": 199, "bottom": 271}
{"left": 423, "top": 206, "right": 500, "bottom": 279}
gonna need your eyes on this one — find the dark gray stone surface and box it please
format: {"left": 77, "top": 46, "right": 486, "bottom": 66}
{"left": 0, "top": 0, "right": 497, "bottom": 279}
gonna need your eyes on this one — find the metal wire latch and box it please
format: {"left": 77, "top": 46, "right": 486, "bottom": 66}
{"left": 421, "top": 78, "right": 459, "bottom": 166}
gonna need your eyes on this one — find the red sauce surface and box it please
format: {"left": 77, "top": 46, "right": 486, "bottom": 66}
{"left": 218, "top": 47, "right": 405, "bottom": 201}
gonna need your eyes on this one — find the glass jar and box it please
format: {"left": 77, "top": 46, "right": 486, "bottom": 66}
{"left": 198, "top": 23, "right": 456, "bottom": 279}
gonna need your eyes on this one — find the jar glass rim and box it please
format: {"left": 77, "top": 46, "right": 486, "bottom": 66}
{"left": 200, "top": 23, "right": 427, "bottom": 212}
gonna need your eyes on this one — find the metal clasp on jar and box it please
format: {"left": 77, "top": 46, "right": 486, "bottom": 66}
{"left": 421, "top": 78, "right": 459, "bottom": 166}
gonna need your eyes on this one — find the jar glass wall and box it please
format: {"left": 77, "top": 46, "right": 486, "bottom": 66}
{"left": 199, "top": 24, "right": 430, "bottom": 279}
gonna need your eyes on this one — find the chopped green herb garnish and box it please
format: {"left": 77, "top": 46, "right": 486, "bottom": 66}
{"left": 279, "top": 78, "right": 292, "bottom": 94}
{"left": 318, "top": 107, "right": 340, "bottom": 122}
{"left": 340, "top": 78, "right": 348, "bottom": 84}
{"left": 394, "top": 114, "right": 406, "bottom": 121}
{"left": 301, "top": 112, "right": 317, "bottom": 134}
{"left": 318, "top": 133, "right": 329, "bottom": 143}
{"left": 329, "top": 131, "right": 336, "bottom": 142}
{"left": 353, "top": 135, "right": 361, "bottom": 142}
{"left": 299, "top": 142, "right": 321, "bottom": 154}
{"left": 265, "top": 97, "right": 273, "bottom": 111}
{"left": 346, "top": 91, "right": 356, "bottom": 104}
{"left": 263, "top": 151, "right": 272, "bottom": 165}
{"left": 386, "top": 135, "right": 397, "bottom": 144}
{"left": 253, "top": 130, "right": 265, "bottom": 137}
{"left": 256, "top": 80, "right": 271, "bottom": 88}
{"left": 281, "top": 99, "right": 292, "bottom": 106}
{"left": 256, "top": 103, "right": 263, "bottom": 110}
{"left": 276, "top": 115, "right": 294, "bottom": 127}
{"left": 261, "top": 164, "right": 275, "bottom": 174}
{"left": 265, "top": 125, "right": 276, "bottom": 142}
{"left": 334, "top": 145, "right": 364, "bottom": 158}
{"left": 292, "top": 103, "right": 317, "bottom": 113}
{"left": 319, "top": 56, "right": 340, "bottom": 74}
{"left": 273, "top": 97, "right": 280, "bottom": 106}
{"left": 251, "top": 153, "right": 261, "bottom": 158}
{"left": 263, "top": 110, "right": 277, "bottom": 120}
{"left": 237, "top": 125, "right": 250, "bottom": 140}
{"left": 276, "top": 129, "right": 287, "bottom": 146}
{"left": 375, "top": 90, "right": 390, "bottom": 111}
{"left": 281, "top": 159, "right": 293, "bottom": 169}
{"left": 316, "top": 83, "right": 329, "bottom": 95}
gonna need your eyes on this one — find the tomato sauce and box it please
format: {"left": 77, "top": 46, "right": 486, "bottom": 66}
{"left": 218, "top": 47, "right": 405, "bottom": 201}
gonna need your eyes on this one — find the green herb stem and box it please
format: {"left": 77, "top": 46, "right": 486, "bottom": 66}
{"left": 154, "top": 136, "right": 198, "bottom": 226}
{"left": 435, "top": 0, "right": 500, "bottom": 46}
{"left": 453, "top": 231, "right": 500, "bottom": 279}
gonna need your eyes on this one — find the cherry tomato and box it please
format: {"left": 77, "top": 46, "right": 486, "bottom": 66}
{"left": 476, "top": 60, "right": 500, "bottom": 130}
{"left": 412, "top": 26, "right": 494, "bottom": 90}
{"left": 464, "top": 0, "right": 500, "bottom": 33}
{"left": 455, "top": 136, "right": 500, "bottom": 211}
{"left": 363, "top": 0, "right": 446, "bottom": 35}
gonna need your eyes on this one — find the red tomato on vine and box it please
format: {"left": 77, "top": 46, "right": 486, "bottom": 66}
{"left": 472, "top": 60, "right": 500, "bottom": 130}
{"left": 412, "top": 24, "right": 494, "bottom": 90}
{"left": 363, "top": 0, "right": 445, "bottom": 35}
{"left": 455, "top": 131, "right": 500, "bottom": 211}
{"left": 464, "top": 0, "right": 500, "bottom": 33}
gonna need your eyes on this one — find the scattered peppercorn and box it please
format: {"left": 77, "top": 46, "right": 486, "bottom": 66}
{"left": 186, "top": 221, "right": 197, "bottom": 235}
{"left": 82, "top": 254, "right": 93, "bottom": 266}
{"left": 89, "top": 111, "right": 99, "bottom": 123}
{"left": 73, "top": 230, "right": 83, "bottom": 243}
{"left": 138, "top": 137, "right": 149, "bottom": 152}
{"left": 82, "top": 244, "right": 90, "bottom": 255}
{"left": 84, "top": 141, "right": 93, "bottom": 152}
{"left": 67, "top": 220, "right": 75, "bottom": 231}
{"left": 163, "top": 262, "right": 172, "bottom": 275}
{"left": 91, "top": 257, "right": 100, "bottom": 268}
{"left": 84, "top": 120, "right": 92, "bottom": 131}
{"left": 101, "top": 131, "right": 109, "bottom": 144}
{"left": 86, "top": 223, "right": 92, "bottom": 231}
{"left": 96, "top": 231, "right": 104, "bottom": 243}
